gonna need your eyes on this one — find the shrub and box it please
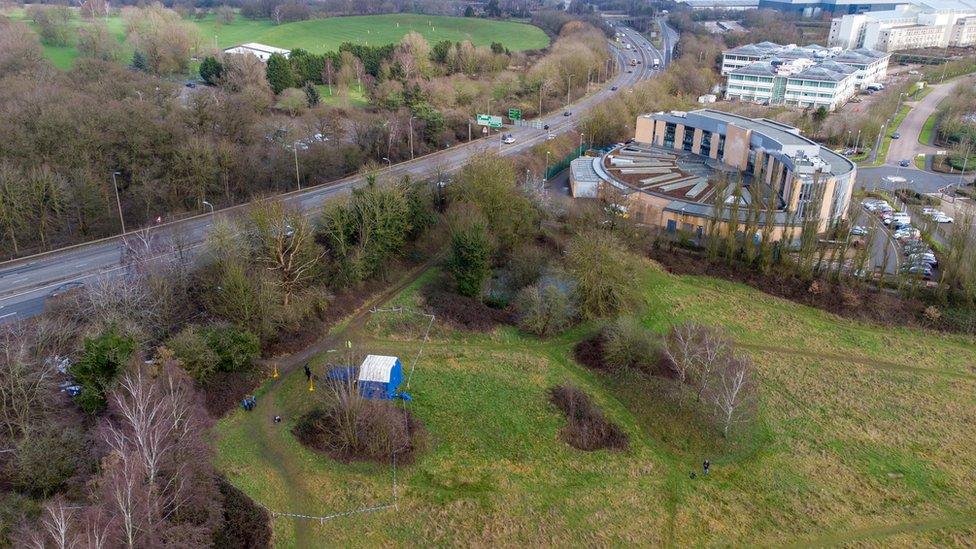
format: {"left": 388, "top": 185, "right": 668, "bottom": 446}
{"left": 293, "top": 380, "right": 426, "bottom": 464}
{"left": 69, "top": 326, "right": 136, "bottom": 414}
{"left": 13, "top": 426, "right": 86, "bottom": 498}
{"left": 515, "top": 278, "right": 576, "bottom": 336}
{"left": 565, "top": 230, "right": 642, "bottom": 319}
{"left": 603, "top": 316, "right": 657, "bottom": 373}
{"left": 167, "top": 326, "right": 220, "bottom": 382}
{"left": 203, "top": 324, "right": 260, "bottom": 372}
{"left": 214, "top": 477, "right": 272, "bottom": 549}
{"left": 506, "top": 244, "right": 551, "bottom": 291}
{"left": 421, "top": 283, "right": 513, "bottom": 331}
{"left": 446, "top": 204, "right": 492, "bottom": 298}
{"left": 548, "top": 385, "right": 628, "bottom": 451}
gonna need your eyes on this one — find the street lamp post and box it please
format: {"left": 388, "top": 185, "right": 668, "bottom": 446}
{"left": 409, "top": 116, "right": 415, "bottom": 160}
{"left": 566, "top": 75, "right": 573, "bottom": 106}
{"left": 382, "top": 156, "right": 392, "bottom": 169}
{"left": 579, "top": 132, "right": 584, "bottom": 153}
{"left": 111, "top": 171, "right": 126, "bottom": 234}
{"left": 544, "top": 150, "right": 551, "bottom": 182}
{"left": 292, "top": 143, "right": 301, "bottom": 190}
{"left": 202, "top": 200, "right": 214, "bottom": 214}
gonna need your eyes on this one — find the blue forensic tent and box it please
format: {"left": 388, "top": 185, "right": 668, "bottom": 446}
{"left": 357, "top": 355, "right": 403, "bottom": 400}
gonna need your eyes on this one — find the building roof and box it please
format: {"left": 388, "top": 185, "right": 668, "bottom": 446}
{"left": 571, "top": 156, "right": 602, "bottom": 185}
{"left": 793, "top": 64, "right": 855, "bottom": 81}
{"left": 224, "top": 42, "right": 292, "bottom": 55}
{"left": 358, "top": 355, "right": 399, "bottom": 383}
{"left": 730, "top": 62, "right": 781, "bottom": 77}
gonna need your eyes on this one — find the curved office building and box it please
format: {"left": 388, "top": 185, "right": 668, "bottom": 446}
{"left": 571, "top": 109, "right": 856, "bottom": 241}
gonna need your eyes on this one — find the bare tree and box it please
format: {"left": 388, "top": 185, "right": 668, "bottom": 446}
{"left": 0, "top": 325, "right": 59, "bottom": 443}
{"left": 249, "top": 200, "right": 325, "bottom": 306}
{"left": 661, "top": 322, "right": 731, "bottom": 400}
{"left": 711, "top": 353, "right": 755, "bottom": 437}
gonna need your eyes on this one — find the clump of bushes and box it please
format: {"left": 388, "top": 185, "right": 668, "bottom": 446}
{"left": 421, "top": 283, "right": 512, "bottom": 331}
{"left": 548, "top": 385, "right": 629, "bottom": 451}
{"left": 293, "top": 380, "right": 426, "bottom": 464}
{"left": 514, "top": 277, "right": 576, "bottom": 337}
{"left": 166, "top": 324, "right": 259, "bottom": 382}
{"left": 603, "top": 316, "right": 657, "bottom": 373}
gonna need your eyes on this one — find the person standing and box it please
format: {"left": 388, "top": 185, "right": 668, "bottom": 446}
{"left": 304, "top": 363, "right": 312, "bottom": 382}
{"left": 703, "top": 460, "right": 711, "bottom": 476}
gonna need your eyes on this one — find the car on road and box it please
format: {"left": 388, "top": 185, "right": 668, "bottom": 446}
{"left": 48, "top": 281, "right": 86, "bottom": 299}
{"left": 501, "top": 134, "right": 515, "bottom": 144}
{"left": 185, "top": 81, "right": 197, "bottom": 88}
{"left": 563, "top": 111, "right": 572, "bottom": 117}
{"left": 891, "top": 132, "right": 901, "bottom": 139}
{"left": 933, "top": 213, "right": 954, "bottom": 223}
{"left": 899, "top": 159, "right": 910, "bottom": 167}
{"left": 627, "top": 70, "right": 633, "bottom": 73}
{"left": 611, "top": 86, "right": 618, "bottom": 91}
{"left": 850, "top": 225, "right": 868, "bottom": 236}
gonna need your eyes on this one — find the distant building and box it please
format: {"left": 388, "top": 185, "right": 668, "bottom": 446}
{"left": 757, "top": 0, "right": 909, "bottom": 17}
{"left": 721, "top": 42, "right": 889, "bottom": 109}
{"left": 575, "top": 110, "right": 856, "bottom": 240}
{"left": 676, "top": 0, "right": 759, "bottom": 10}
{"left": 828, "top": 0, "right": 976, "bottom": 51}
{"left": 223, "top": 43, "right": 292, "bottom": 62}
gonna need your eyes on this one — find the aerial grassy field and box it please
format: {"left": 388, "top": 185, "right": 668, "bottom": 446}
{"left": 215, "top": 263, "right": 976, "bottom": 547}
{"left": 3, "top": 10, "right": 549, "bottom": 70}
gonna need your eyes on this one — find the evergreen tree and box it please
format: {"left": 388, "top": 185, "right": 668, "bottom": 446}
{"left": 131, "top": 50, "right": 147, "bottom": 72}
{"left": 303, "top": 81, "right": 320, "bottom": 107}
{"left": 464, "top": 5, "right": 475, "bottom": 16}
{"left": 266, "top": 52, "right": 296, "bottom": 95}
{"left": 199, "top": 55, "right": 224, "bottom": 85}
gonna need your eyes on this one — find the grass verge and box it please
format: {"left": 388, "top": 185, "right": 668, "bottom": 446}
{"left": 216, "top": 261, "right": 976, "bottom": 546}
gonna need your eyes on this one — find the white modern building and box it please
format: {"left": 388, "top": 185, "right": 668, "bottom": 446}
{"left": 223, "top": 43, "right": 292, "bottom": 62}
{"left": 828, "top": 0, "right": 976, "bottom": 51}
{"left": 721, "top": 42, "right": 889, "bottom": 109}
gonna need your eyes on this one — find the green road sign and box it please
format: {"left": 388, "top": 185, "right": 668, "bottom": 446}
{"left": 477, "top": 114, "right": 503, "bottom": 128}
{"left": 508, "top": 108, "right": 522, "bottom": 121}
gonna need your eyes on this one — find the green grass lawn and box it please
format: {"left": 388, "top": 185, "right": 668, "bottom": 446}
{"left": 3, "top": 10, "right": 549, "bottom": 70}
{"left": 315, "top": 83, "right": 369, "bottom": 107}
{"left": 215, "top": 262, "right": 976, "bottom": 546}
{"left": 919, "top": 110, "right": 939, "bottom": 146}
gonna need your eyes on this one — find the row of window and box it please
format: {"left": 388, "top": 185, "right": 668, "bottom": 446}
{"left": 729, "top": 75, "right": 775, "bottom": 84}
{"left": 785, "top": 79, "right": 840, "bottom": 89}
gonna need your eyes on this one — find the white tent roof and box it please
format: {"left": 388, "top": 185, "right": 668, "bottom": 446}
{"left": 358, "top": 355, "right": 399, "bottom": 383}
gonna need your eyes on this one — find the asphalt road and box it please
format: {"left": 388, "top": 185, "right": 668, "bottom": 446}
{"left": 885, "top": 74, "right": 976, "bottom": 165}
{"left": 0, "top": 26, "right": 673, "bottom": 323}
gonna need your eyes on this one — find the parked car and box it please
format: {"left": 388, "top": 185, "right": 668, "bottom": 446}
{"left": 611, "top": 86, "right": 618, "bottom": 91}
{"left": 921, "top": 207, "right": 938, "bottom": 215}
{"left": 563, "top": 111, "right": 572, "bottom": 117}
{"left": 900, "top": 264, "right": 932, "bottom": 279}
{"left": 908, "top": 252, "right": 938, "bottom": 267}
{"left": 933, "top": 214, "right": 954, "bottom": 223}
{"left": 850, "top": 225, "right": 868, "bottom": 236}
{"left": 891, "top": 132, "right": 901, "bottom": 139}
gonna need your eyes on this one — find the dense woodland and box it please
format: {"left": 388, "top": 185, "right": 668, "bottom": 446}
{"left": 0, "top": 7, "right": 611, "bottom": 258}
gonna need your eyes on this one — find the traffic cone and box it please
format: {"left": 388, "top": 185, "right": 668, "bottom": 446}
{"left": 271, "top": 365, "right": 279, "bottom": 379}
